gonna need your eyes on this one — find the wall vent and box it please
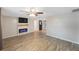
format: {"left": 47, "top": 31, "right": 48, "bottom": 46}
{"left": 72, "top": 8, "right": 79, "bottom": 12}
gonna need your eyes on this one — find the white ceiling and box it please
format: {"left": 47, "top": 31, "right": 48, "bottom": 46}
{"left": 1, "top": 7, "right": 78, "bottom": 17}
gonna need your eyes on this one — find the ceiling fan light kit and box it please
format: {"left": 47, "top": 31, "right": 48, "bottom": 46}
{"left": 21, "top": 8, "right": 44, "bottom": 17}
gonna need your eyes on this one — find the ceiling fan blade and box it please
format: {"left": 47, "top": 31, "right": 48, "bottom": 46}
{"left": 20, "top": 10, "right": 30, "bottom": 13}
{"left": 36, "top": 12, "right": 43, "bottom": 14}
{"left": 26, "top": 14, "right": 30, "bottom": 15}
{"left": 35, "top": 14, "right": 38, "bottom": 16}
{"left": 20, "top": 10, "right": 30, "bottom": 15}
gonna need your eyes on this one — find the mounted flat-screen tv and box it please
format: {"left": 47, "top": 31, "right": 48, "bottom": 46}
{"left": 19, "top": 17, "right": 28, "bottom": 23}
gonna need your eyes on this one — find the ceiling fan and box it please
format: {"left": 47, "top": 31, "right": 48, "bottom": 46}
{"left": 21, "top": 8, "right": 44, "bottom": 16}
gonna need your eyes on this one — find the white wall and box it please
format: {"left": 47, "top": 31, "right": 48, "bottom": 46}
{"left": 72, "top": 12, "right": 79, "bottom": 42}
{"left": 1, "top": 16, "right": 35, "bottom": 39}
{"left": 1, "top": 16, "right": 18, "bottom": 39}
{"left": 34, "top": 20, "right": 39, "bottom": 31}
{"left": 46, "top": 13, "right": 78, "bottom": 44}
{"left": 28, "top": 17, "right": 34, "bottom": 32}
{"left": 42, "top": 20, "right": 46, "bottom": 30}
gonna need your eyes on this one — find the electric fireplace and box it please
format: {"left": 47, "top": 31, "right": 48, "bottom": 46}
{"left": 19, "top": 28, "right": 28, "bottom": 33}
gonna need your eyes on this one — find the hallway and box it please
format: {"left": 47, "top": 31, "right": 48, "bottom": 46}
{"left": 2, "top": 31, "right": 79, "bottom": 51}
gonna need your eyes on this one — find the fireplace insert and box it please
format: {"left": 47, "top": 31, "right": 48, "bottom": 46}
{"left": 19, "top": 28, "right": 28, "bottom": 33}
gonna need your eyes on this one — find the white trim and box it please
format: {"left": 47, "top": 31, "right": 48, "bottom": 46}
{"left": 47, "top": 34, "right": 79, "bottom": 45}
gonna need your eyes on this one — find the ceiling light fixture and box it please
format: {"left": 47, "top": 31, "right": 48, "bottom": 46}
{"left": 29, "top": 13, "right": 35, "bottom": 17}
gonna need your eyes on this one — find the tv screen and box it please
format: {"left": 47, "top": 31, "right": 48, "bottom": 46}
{"left": 19, "top": 17, "right": 28, "bottom": 23}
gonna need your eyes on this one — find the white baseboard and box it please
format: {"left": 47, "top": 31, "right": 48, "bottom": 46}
{"left": 47, "top": 34, "right": 79, "bottom": 45}
{"left": 2, "top": 34, "right": 18, "bottom": 39}
{"left": 3, "top": 31, "right": 34, "bottom": 39}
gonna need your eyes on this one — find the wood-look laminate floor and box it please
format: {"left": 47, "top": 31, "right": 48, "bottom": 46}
{"left": 2, "top": 31, "right": 79, "bottom": 51}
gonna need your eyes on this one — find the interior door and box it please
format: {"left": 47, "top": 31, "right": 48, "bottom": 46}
{"left": 39, "top": 20, "right": 42, "bottom": 30}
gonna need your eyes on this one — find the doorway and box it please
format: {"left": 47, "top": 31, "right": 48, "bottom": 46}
{"left": 39, "top": 20, "right": 42, "bottom": 31}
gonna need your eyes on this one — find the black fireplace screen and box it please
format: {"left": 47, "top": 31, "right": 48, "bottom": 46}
{"left": 19, "top": 28, "right": 28, "bottom": 33}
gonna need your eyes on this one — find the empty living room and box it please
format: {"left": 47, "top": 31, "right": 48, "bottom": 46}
{"left": 0, "top": 7, "right": 79, "bottom": 51}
